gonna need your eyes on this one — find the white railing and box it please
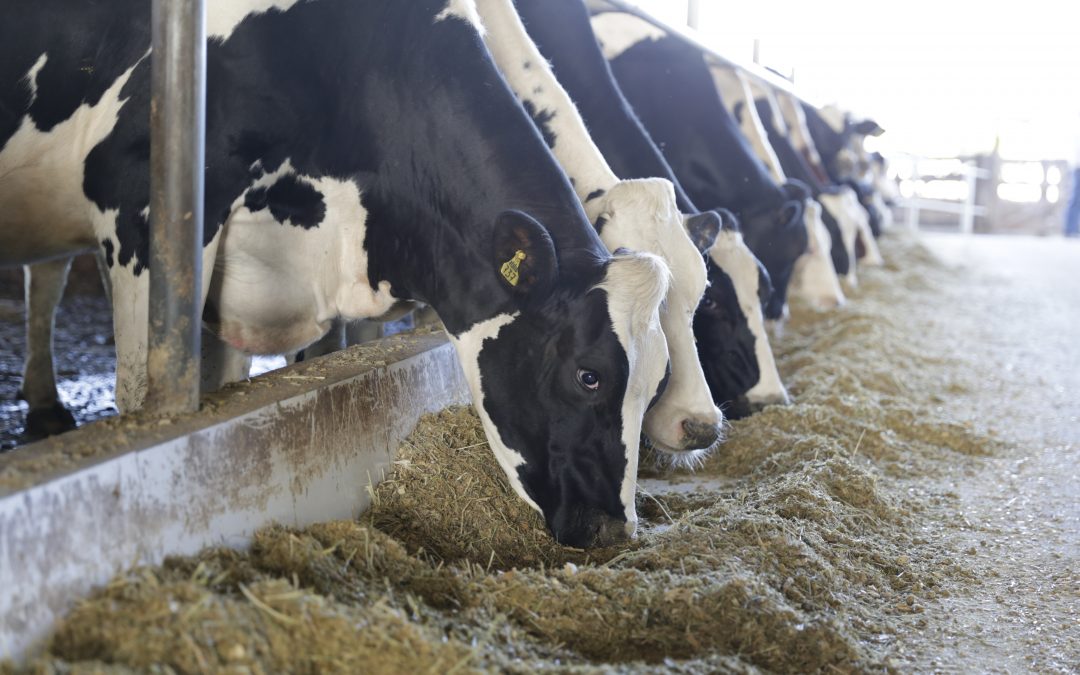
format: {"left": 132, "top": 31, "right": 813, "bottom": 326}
{"left": 890, "top": 154, "right": 989, "bottom": 234}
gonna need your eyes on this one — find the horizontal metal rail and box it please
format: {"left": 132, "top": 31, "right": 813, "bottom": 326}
{"left": 588, "top": 0, "right": 813, "bottom": 106}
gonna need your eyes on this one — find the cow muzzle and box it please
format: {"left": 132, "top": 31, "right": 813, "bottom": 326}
{"left": 680, "top": 418, "right": 722, "bottom": 450}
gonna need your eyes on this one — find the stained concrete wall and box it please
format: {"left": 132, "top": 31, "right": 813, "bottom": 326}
{"left": 0, "top": 331, "right": 469, "bottom": 661}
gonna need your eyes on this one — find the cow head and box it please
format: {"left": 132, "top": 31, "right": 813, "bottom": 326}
{"left": 450, "top": 210, "right": 669, "bottom": 548}
{"left": 789, "top": 198, "right": 846, "bottom": 310}
{"left": 592, "top": 179, "right": 723, "bottom": 458}
{"left": 817, "top": 187, "right": 862, "bottom": 289}
{"left": 694, "top": 209, "right": 788, "bottom": 419}
{"left": 741, "top": 180, "right": 809, "bottom": 321}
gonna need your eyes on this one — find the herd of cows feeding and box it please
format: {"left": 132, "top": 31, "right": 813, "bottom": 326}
{"left": 0, "top": 1, "right": 927, "bottom": 665}
{"left": 2, "top": 0, "right": 897, "bottom": 548}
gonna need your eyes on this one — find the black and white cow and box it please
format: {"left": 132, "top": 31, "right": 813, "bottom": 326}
{"left": 589, "top": 11, "right": 809, "bottom": 321}
{"left": 510, "top": 0, "right": 789, "bottom": 419}
{"left": 0, "top": 0, "right": 673, "bottom": 548}
{"left": 707, "top": 65, "right": 848, "bottom": 308}
{"left": 771, "top": 90, "right": 878, "bottom": 278}
{"left": 801, "top": 103, "right": 891, "bottom": 239}
{"left": 474, "top": 0, "right": 723, "bottom": 456}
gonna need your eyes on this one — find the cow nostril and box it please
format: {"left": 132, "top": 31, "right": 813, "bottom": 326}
{"left": 680, "top": 419, "right": 721, "bottom": 450}
{"left": 591, "top": 515, "right": 631, "bottom": 548}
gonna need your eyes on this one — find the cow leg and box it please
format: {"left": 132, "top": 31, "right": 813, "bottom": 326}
{"left": 200, "top": 330, "right": 252, "bottom": 392}
{"left": 20, "top": 257, "right": 77, "bottom": 438}
{"left": 288, "top": 318, "right": 347, "bottom": 364}
{"left": 343, "top": 319, "right": 383, "bottom": 345}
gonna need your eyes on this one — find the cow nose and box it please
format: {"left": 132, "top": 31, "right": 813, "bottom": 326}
{"left": 749, "top": 393, "right": 792, "bottom": 414}
{"left": 681, "top": 419, "right": 721, "bottom": 450}
{"left": 591, "top": 514, "right": 631, "bottom": 548}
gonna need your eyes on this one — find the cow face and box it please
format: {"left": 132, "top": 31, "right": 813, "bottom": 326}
{"left": 694, "top": 210, "right": 788, "bottom": 419}
{"left": 593, "top": 179, "right": 723, "bottom": 457}
{"left": 789, "top": 199, "right": 846, "bottom": 310}
{"left": 450, "top": 211, "right": 669, "bottom": 549}
{"left": 817, "top": 188, "right": 861, "bottom": 289}
{"left": 741, "top": 181, "right": 808, "bottom": 320}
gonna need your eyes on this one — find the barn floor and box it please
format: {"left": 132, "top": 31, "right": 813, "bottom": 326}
{"left": 3, "top": 231, "right": 1078, "bottom": 672}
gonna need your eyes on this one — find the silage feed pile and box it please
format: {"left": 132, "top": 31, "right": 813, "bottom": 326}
{"left": 12, "top": 233, "right": 1004, "bottom": 674}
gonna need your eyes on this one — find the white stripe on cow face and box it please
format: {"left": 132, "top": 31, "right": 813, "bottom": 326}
{"left": 207, "top": 0, "right": 303, "bottom": 40}
{"left": 593, "top": 180, "right": 721, "bottom": 453}
{"left": 448, "top": 312, "right": 541, "bottom": 513}
{"left": 590, "top": 12, "right": 668, "bottom": 61}
{"left": 790, "top": 199, "right": 846, "bottom": 310}
{"left": 598, "top": 252, "right": 671, "bottom": 535}
{"left": 708, "top": 230, "right": 788, "bottom": 407}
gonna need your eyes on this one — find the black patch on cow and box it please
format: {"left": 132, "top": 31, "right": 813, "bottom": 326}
{"left": 523, "top": 60, "right": 533, "bottom": 69}
{"left": 594, "top": 214, "right": 608, "bottom": 233}
{"left": 585, "top": 188, "right": 605, "bottom": 202}
{"left": 0, "top": 3, "right": 152, "bottom": 140}
{"left": 244, "top": 175, "right": 326, "bottom": 229}
{"left": 101, "top": 239, "right": 115, "bottom": 268}
{"left": 818, "top": 203, "right": 850, "bottom": 275}
{"left": 522, "top": 99, "right": 557, "bottom": 149}
{"left": 603, "top": 32, "right": 807, "bottom": 317}
{"left": 647, "top": 360, "right": 671, "bottom": 411}
{"left": 693, "top": 258, "right": 760, "bottom": 419}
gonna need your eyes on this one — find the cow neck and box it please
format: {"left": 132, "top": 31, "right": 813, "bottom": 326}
{"left": 351, "top": 3, "right": 605, "bottom": 337}
{"left": 515, "top": 0, "right": 699, "bottom": 214}
{"left": 611, "top": 36, "right": 785, "bottom": 217}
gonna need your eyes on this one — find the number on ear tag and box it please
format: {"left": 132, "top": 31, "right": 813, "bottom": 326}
{"left": 500, "top": 250, "right": 527, "bottom": 287}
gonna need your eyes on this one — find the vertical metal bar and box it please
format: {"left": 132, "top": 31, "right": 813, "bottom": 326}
{"left": 961, "top": 161, "right": 977, "bottom": 235}
{"left": 906, "top": 158, "right": 920, "bottom": 230}
{"left": 146, "top": 0, "right": 206, "bottom": 415}
{"left": 686, "top": 0, "right": 700, "bottom": 29}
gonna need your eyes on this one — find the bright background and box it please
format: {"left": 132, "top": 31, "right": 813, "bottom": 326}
{"left": 626, "top": 0, "right": 1080, "bottom": 162}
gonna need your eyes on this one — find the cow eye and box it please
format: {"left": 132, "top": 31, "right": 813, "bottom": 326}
{"left": 700, "top": 296, "right": 718, "bottom": 311}
{"left": 576, "top": 368, "right": 600, "bottom": 391}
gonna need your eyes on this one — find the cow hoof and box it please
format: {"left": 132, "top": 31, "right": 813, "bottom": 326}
{"left": 24, "top": 402, "right": 78, "bottom": 439}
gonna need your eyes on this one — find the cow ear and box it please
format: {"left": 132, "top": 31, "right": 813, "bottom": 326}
{"left": 776, "top": 199, "right": 804, "bottom": 230}
{"left": 493, "top": 210, "right": 558, "bottom": 301}
{"left": 714, "top": 208, "right": 740, "bottom": 233}
{"left": 683, "top": 211, "right": 722, "bottom": 254}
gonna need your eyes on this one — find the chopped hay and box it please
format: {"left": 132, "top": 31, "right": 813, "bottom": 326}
{"left": 12, "top": 231, "right": 1002, "bottom": 673}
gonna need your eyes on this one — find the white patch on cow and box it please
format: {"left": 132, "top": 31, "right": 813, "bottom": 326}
{"left": 819, "top": 190, "right": 861, "bottom": 289}
{"left": 710, "top": 66, "right": 786, "bottom": 184}
{"left": 856, "top": 213, "right": 884, "bottom": 267}
{"left": 435, "top": 0, "right": 485, "bottom": 35}
{"left": 591, "top": 180, "right": 720, "bottom": 456}
{"left": 790, "top": 200, "right": 846, "bottom": 309}
{"left": 209, "top": 160, "right": 398, "bottom": 355}
{"left": 598, "top": 252, "right": 671, "bottom": 535}
{"left": 707, "top": 231, "right": 788, "bottom": 408}
{"left": 0, "top": 58, "right": 144, "bottom": 266}
{"left": 476, "top": 0, "right": 614, "bottom": 202}
{"left": 448, "top": 313, "right": 540, "bottom": 513}
{"left": 776, "top": 90, "right": 825, "bottom": 167}
{"left": 23, "top": 53, "right": 48, "bottom": 105}
{"left": 206, "top": 0, "right": 302, "bottom": 40}
{"left": 590, "top": 12, "right": 667, "bottom": 61}
{"left": 819, "top": 105, "right": 848, "bottom": 135}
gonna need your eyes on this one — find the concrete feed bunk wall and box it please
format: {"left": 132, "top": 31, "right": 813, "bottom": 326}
{"left": 0, "top": 332, "right": 469, "bottom": 661}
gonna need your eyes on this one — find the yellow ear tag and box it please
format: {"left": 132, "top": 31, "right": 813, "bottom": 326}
{"left": 500, "top": 250, "right": 527, "bottom": 287}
